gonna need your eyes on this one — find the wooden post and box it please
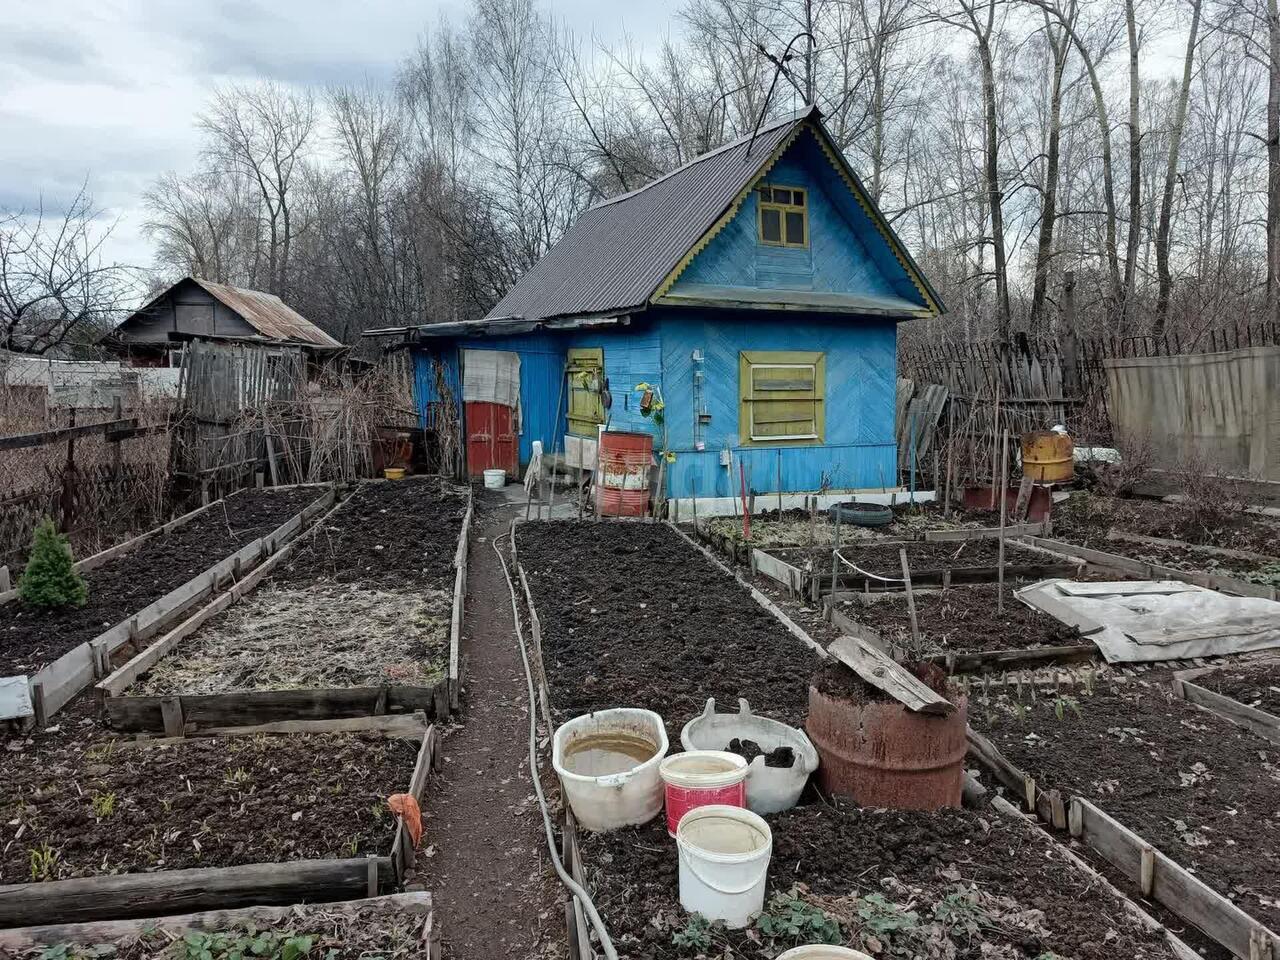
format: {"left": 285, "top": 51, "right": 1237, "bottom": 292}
{"left": 59, "top": 407, "right": 77, "bottom": 534}
{"left": 998, "top": 428, "right": 1009, "bottom": 614}
{"left": 31, "top": 682, "right": 46, "bottom": 731}
{"left": 943, "top": 402, "right": 955, "bottom": 517}
{"left": 265, "top": 430, "right": 280, "bottom": 487}
{"left": 110, "top": 396, "right": 123, "bottom": 478}
{"left": 160, "top": 697, "right": 185, "bottom": 738}
{"left": 899, "top": 548, "right": 920, "bottom": 655}
{"left": 0, "top": 566, "right": 9, "bottom": 593}
{"left": 1140, "top": 844, "right": 1155, "bottom": 897}
{"left": 830, "top": 507, "right": 842, "bottom": 596}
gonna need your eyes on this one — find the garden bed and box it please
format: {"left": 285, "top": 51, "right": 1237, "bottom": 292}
{"left": 973, "top": 675, "right": 1280, "bottom": 954}
{"left": 827, "top": 582, "right": 1098, "bottom": 672}
{"left": 516, "top": 520, "right": 821, "bottom": 742}
{"left": 0, "top": 715, "right": 436, "bottom": 926}
{"left": 1054, "top": 490, "right": 1280, "bottom": 558}
{"left": 0, "top": 486, "right": 323, "bottom": 678}
{"left": 100, "top": 478, "right": 471, "bottom": 733}
{"left": 0, "top": 892, "right": 436, "bottom": 956}
{"left": 574, "top": 800, "right": 1183, "bottom": 960}
{"left": 1173, "top": 660, "right": 1280, "bottom": 746}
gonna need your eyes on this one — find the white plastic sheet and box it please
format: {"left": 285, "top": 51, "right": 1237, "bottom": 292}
{"left": 1018, "top": 578, "right": 1280, "bottom": 663}
{"left": 462, "top": 350, "right": 521, "bottom": 430}
{"left": 0, "top": 675, "right": 33, "bottom": 721}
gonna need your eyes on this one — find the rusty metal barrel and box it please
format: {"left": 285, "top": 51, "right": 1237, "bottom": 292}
{"left": 806, "top": 685, "right": 968, "bottom": 810}
{"left": 1021, "top": 430, "right": 1074, "bottom": 484}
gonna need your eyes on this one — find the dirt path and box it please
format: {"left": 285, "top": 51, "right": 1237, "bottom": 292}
{"left": 419, "top": 499, "right": 562, "bottom": 960}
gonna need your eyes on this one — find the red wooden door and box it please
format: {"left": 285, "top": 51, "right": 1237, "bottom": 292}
{"left": 465, "top": 401, "right": 518, "bottom": 478}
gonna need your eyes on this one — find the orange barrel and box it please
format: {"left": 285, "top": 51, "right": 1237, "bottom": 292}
{"left": 597, "top": 431, "right": 653, "bottom": 517}
{"left": 806, "top": 682, "right": 968, "bottom": 810}
{"left": 1021, "top": 430, "right": 1074, "bottom": 484}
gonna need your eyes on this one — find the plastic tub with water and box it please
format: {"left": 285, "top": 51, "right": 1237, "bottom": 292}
{"left": 552, "top": 708, "right": 668, "bottom": 832}
{"left": 483, "top": 468, "right": 507, "bottom": 489}
{"left": 676, "top": 804, "right": 772, "bottom": 928}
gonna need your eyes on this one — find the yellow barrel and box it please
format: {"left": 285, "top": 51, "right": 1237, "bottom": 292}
{"left": 1021, "top": 431, "right": 1073, "bottom": 484}
{"left": 384, "top": 467, "right": 406, "bottom": 481}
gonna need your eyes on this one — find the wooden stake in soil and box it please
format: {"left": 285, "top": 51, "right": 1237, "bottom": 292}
{"left": 830, "top": 508, "right": 842, "bottom": 597}
{"left": 898, "top": 548, "right": 921, "bottom": 655}
{"left": 997, "top": 427, "right": 1010, "bottom": 614}
{"left": 943, "top": 402, "right": 955, "bottom": 517}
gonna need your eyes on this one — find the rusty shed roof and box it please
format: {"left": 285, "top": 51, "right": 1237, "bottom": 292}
{"left": 187, "top": 279, "right": 342, "bottom": 350}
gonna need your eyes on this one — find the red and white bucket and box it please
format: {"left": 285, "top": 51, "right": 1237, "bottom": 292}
{"left": 659, "top": 751, "right": 749, "bottom": 837}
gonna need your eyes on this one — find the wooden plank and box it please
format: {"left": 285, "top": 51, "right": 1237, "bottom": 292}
{"left": 449, "top": 490, "right": 473, "bottom": 712}
{"left": 923, "top": 521, "right": 1049, "bottom": 541}
{"left": 1073, "top": 797, "right": 1280, "bottom": 959}
{"left": 0, "top": 892, "right": 432, "bottom": 949}
{"left": 826, "top": 636, "right": 955, "bottom": 715}
{"left": 930, "top": 643, "right": 1098, "bottom": 674}
{"left": 120, "top": 711, "right": 430, "bottom": 746}
{"left": 0, "top": 417, "right": 135, "bottom": 452}
{"left": 0, "top": 857, "right": 392, "bottom": 927}
{"left": 751, "top": 548, "right": 805, "bottom": 593}
{"left": 106, "top": 685, "right": 439, "bottom": 733}
{"left": 1173, "top": 675, "right": 1280, "bottom": 746}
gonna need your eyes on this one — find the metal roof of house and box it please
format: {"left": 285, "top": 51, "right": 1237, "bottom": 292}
{"left": 483, "top": 107, "right": 819, "bottom": 324}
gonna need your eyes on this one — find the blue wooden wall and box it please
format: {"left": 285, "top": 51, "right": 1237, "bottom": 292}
{"left": 671, "top": 130, "right": 926, "bottom": 307}
{"left": 657, "top": 308, "right": 898, "bottom": 499}
{"left": 413, "top": 333, "right": 565, "bottom": 467}
{"left": 565, "top": 326, "right": 664, "bottom": 438}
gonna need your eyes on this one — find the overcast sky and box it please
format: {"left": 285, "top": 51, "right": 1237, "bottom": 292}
{"left": 0, "top": 0, "right": 681, "bottom": 286}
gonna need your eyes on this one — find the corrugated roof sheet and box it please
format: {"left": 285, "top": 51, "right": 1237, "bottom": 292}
{"left": 484, "top": 107, "right": 815, "bottom": 323}
{"left": 189, "top": 279, "right": 343, "bottom": 350}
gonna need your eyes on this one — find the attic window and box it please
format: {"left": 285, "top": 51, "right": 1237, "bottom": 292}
{"left": 758, "top": 185, "right": 807, "bottom": 248}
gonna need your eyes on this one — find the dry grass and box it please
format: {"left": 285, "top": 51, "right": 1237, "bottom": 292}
{"left": 133, "top": 581, "right": 452, "bottom": 695}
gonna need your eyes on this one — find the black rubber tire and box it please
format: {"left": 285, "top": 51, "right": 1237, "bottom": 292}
{"left": 827, "top": 501, "right": 894, "bottom": 527}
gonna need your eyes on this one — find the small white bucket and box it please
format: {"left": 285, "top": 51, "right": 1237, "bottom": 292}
{"left": 776, "top": 948, "right": 874, "bottom": 960}
{"left": 483, "top": 468, "right": 506, "bottom": 489}
{"left": 676, "top": 804, "right": 772, "bottom": 929}
{"left": 552, "top": 708, "right": 668, "bottom": 832}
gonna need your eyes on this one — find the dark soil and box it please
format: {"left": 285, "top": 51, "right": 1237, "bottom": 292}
{"left": 15, "top": 899, "right": 432, "bottom": 956}
{"left": 725, "top": 738, "right": 795, "bottom": 768}
{"left": 0, "top": 487, "right": 322, "bottom": 677}
{"left": 810, "top": 658, "right": 954, "bottom": 705}
{"left": 517, "top": 521, "right": 820, "bottom": 742}
{"left": 776, "top": 538, "right": 1047, "bottom": 576}
{"left": 279, "top": 477, "right": 467, "bottom": 589}
{"left": 1053, "top": 492, "right": 1280, "bottom": 560}
{"left": 579, "top": 801, "right": 1176, "bottom": 960}
{"left": 832, "top": 582, "right": 1083, "bottom": 654}
{"left": 1199, "top": 661, "right": 1280, "bottom": 716}
{"left": 0, "top": 731, "right": 415, "bottom": 883}
{"left": 980, "top": 677, "right": 1280, "bottom": 932}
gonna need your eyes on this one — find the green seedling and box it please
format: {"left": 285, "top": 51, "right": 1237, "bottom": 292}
{"left": 672, "top": 913, "right": 713, "bottom": 952}
{"left": 1053, "top": 694, "right": 1082, "bottom": 721}
{"left": 29, "top": 842, "right": 59, "bottom": 882}
{"left": 757, "top": 894, "right": 841, "bottom": 945}
{"left": 90, "top": 791, "right": 116, "bottom": 819}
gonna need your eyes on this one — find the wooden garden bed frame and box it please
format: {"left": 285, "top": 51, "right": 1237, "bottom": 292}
{"left": 559, "top": 769, "right": 1199, "bottom": 960}
{"left": 15, "top": 485, "right": 338, "bottom": 726}
{"left": 0, "top": 892, "right": 437, "bottom": 956}
{"left": 1171, "top": 662, "right": 1280, "bottom": 746}
{"left": 0, "top": 713, "right": 439, "bottom": 928}
{"left": 967, "top": 726, "right": 1280, "bottom": 959}
{"left": 1015, "top": 534, "right": 1279, "bottom": 600}
{"left": 95, "top": 484, "right": 473, "bottom": 734}
{"left": 750, "top": 541, "right": 1081, "bottom": 601}
{"left": 824, "top": 600, "right": 1100, "bottom": 675}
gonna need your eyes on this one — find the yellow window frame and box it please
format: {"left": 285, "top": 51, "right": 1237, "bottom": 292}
{"left": 757, "top": 184, "right": 809, "bottom": 248}
{"left": 738, "top": 350, "right": 825, "bottom": 447}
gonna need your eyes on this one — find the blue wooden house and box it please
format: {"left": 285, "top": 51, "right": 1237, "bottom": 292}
{"left": 380, "top": 105, "right": 943, "bottom": 501}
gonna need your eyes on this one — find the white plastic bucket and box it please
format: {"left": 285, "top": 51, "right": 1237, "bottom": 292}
{"left": 659, "top": 751, "right": 748, "bottom": 837}
{"left": 483, "top": 468, "right": 506, "bottom": 489}
{"left": 676, "top": 804, "right": 772, "bottom": 929}
{"left": 552, "top": 708, "right": 668, "bottom": 832}
{"left": 776, "top": 948, "right": 874, "bottom": 960}
{"left": 681, "top": 697, "right": 819, "bottom": 814}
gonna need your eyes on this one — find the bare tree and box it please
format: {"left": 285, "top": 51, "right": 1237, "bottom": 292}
{"left": 199, "top": 82, "right": 316, "bottom": 297}
{"left": 0, "top": 185, "right": 131, "bottom": 355}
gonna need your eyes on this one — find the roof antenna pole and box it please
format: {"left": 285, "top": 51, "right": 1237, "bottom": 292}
{"left": 743, "top": 31, "right": 816, "bottom": 160}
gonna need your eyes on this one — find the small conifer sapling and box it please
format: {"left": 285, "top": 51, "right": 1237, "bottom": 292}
{"left": 18, "top": 518, "right": 88, "bottom": 608}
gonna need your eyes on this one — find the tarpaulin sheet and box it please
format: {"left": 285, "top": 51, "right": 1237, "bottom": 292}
{"left": 1018, "top": 578, "right": 1280, "bottom": 663}
{"left": 0, "top": 675, "right": 33, "bottom": 721}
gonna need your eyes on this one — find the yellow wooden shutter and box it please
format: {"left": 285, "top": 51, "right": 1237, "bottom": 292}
{"left": 566, "top": 347, "right": 605, "bottom": 437}
{"left": 738, "top": 351, "right": 825, "bottom": 446}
